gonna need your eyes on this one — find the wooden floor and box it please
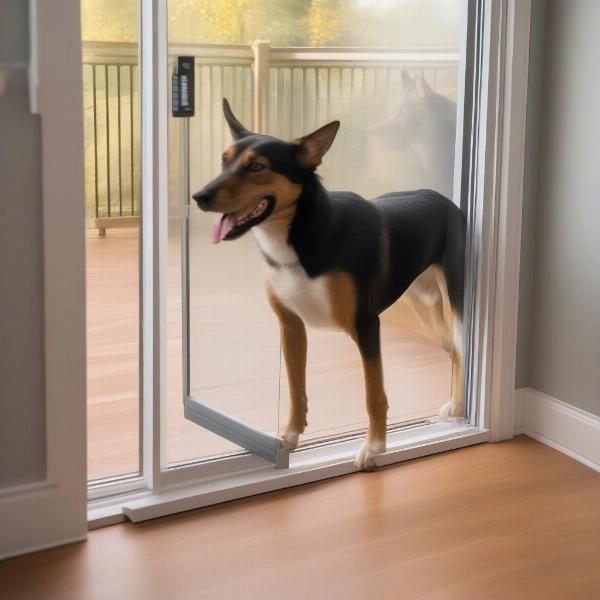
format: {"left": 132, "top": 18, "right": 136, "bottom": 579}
{"left": 87, "top": 226, "right": 451, "bottom": 480}
{"left": 2, "top": 437, "right": 600, "bottom": 599}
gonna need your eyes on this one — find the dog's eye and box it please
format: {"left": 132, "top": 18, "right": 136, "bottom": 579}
{"left": 247, "top": 162, "right": 265, "bottom": 172}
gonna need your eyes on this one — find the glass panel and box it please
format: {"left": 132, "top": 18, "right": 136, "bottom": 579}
{"left": 167, "top": 0, "right": 463, "bottom": 464}
{"left": 167, "top": 60, "right": 275, "bottom": 463}
{"left": 81, "top": 0, "right": 141, "bottom": 480}
{"left": 186, "top": 70, "right": 281, "bottom": 434}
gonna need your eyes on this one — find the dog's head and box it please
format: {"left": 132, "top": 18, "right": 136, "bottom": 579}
{"left": 193, "top": 99, "right": 339, "bottom": 243}
{"left": 366, "top": 69, "right": 456, "bottom": 149}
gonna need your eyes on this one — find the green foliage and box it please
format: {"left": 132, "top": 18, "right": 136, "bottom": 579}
{"left": 168, "top": 0, "right": 309, "bottom": 45}
{"left": 81, "top": 0, "right": 461, "bottom": 48}
{"left": 81, "top": 0, "right": 138, "bottom": 42}
{"left": 308, "top": 0, "right": 349, "bottom": 46}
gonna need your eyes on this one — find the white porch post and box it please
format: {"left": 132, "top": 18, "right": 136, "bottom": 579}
{"left": 251, "top": 40, "right": 271, "bottom": 134}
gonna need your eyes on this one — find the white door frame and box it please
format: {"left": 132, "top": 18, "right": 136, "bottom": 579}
{"left": 0, "top": 0, "right": 87, "bottom": 560}
{"left": 485, "top": 0, "right": 531, "bottom": 440}
{"left": 140, "top": 0, "right": 169, "bottom": 492}
{"left": 463, "top": 0, "right": 531, "bottom": 442}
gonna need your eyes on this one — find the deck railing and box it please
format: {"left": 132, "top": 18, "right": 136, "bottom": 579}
{"left": 82, "top": 41, "right": 458, "bottom": 231}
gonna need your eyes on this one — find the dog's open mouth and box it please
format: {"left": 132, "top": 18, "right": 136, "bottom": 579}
{"left": 211, "top": 196, "right": 275, "bottom": 244}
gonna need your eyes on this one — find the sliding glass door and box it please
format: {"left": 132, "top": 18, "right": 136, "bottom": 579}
{"left": 165, "top": 0, "right": 467, "bottom": 468}
{"left": 87, "top": 0, "right": 505, "bottom": 504}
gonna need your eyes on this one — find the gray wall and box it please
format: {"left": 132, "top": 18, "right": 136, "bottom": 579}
{"left": 0, "top": 0, "right": 46, "bottom": 486}
{"left": 517, "top": 0, "right": 600, "bottom": 417}
{"left": 516, "top": 0, "right": 547, "bottom": 389}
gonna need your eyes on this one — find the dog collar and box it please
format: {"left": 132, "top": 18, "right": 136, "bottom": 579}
{"left": 263, "top": 252, "right": 299, "bottom": 270}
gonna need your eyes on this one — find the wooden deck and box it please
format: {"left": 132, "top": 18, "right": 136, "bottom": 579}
{"left": 86, "top": 226, "right": 451, "bottom": 480}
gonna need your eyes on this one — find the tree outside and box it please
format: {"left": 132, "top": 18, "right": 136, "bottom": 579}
{"left": 81, "top": 0, "right": 460, "bottom": 49}
{"left": 80, "top": 0, "right": 461, "bottom": 221}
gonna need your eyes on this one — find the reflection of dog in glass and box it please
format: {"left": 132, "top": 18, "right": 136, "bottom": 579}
{"left": 367, "top": 70, "right": 457, "bottom": 199}
{"left": 193, "top": 99, "right": 465, "bottom": 470}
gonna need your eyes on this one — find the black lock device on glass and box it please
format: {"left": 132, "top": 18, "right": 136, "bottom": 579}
{"left": 172, "top": 56, "right": 195, "bottom": 118}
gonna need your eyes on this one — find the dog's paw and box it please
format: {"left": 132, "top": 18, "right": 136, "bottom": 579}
{"left": 354, "top": 439, "right": 385, "bottom": 471}
{"left": 281, "top": 428, "right": 300, "bottom": 450}
{"left": 439, "top": 400, "right": 464, "bottom": 421}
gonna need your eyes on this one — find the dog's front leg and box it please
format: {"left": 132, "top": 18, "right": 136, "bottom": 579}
{"left": 267, "top": 288, "right": 308, "bottom": 450}
{"left": 354, "top": 317, "right": 388, "bottom": 471}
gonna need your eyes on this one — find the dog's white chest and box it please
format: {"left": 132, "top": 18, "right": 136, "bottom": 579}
{"left": 269, "top": 266, "right": 333, "bottom": 328}
{"left": 253, "top": 223, "right": 333, "bottom": 327}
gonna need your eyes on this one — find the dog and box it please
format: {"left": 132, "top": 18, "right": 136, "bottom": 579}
{"left": 366, "top": 70, "right": 457, "bottom": 199}
{"left": 193, "top": 99, "right": 466, "bottom": 470}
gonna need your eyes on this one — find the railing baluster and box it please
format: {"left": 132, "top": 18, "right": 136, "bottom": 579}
{"left": 92, "top": 65, "right": 99, "bottom": 220}
{"left": 288, "top": 69, "right": 293, "bottom": 140}
{"left": 207, "top": 66, "right": 213, "bottom": 175}
{"left": 105, "top": 64, "right": 111, "bottom": 218}
{"left": 301, "top": 68, "right": 306, "bottom": 136}
{"left": 217, "top": 66, "right": 223, "bottom": 168}
{"left": 384, "top": 67, "right": 390, "bottom": 115}
{"left": 285, "top": 69, "right": 290, "bottom": 138}
{"left": 326, "top": 68, "right": 332, "bottom": 122}
{"left": 352, "top": 67, "right": 360, "bottom": 133}
{"left": 232, "top": 65, "right": 239, "bottom": 118}
{"left": 315, "top": 68, "right": 321, "bottom": 125}
{"left": 223, "top": 65, "right": 233, "bottom": 145}
{"left": 316, "top": 68, "right": 322, "bottom": 125}
{"left": 117, "top": 65, "right": 123, "bottom": 217}
{"left": 244, "top": 66, "right": 253, "bottom": 133}
{"left": 271, "top": 68, "right": 278, "bottom": 136}
{"left": 201, "top": 65, "right": 209, "bottom": 183}
{"left": 130, "top": 65, "right": 135, "bottom": 216}
{"left": 302, "top": 68, "right": 313, "bottom": 132}
{"left": 276, "top": 68, "right": 283, "bottom": 136}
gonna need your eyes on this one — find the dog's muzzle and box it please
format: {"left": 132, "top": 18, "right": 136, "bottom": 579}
{"left": 210, "top": 195, "right": 275, "bottom": 244}
{"left": 193, "top": 191, "right": 212, "bottom": 210}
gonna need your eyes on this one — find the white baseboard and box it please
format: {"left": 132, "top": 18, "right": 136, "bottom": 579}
{"left": 0, "top": 479, "right": 87, "bottom": 561}
{"left": 513, "top": 388, "right": 527, "bottom": 435}
{"left": 514, "top": 387, "right": 600, "bottom": 473}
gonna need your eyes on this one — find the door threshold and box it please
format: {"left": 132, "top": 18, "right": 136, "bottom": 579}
{"left": 88, "top": 422, "right": 488, "bottom": 527}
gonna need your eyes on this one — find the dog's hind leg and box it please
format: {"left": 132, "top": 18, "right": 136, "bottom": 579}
{"left": 439, "top": 207, "right": 466, "bottom": 419}
{"left": 404, "top": 266, "right": 464, "bottom": 419}
{"left": 354, "top": 317, "right": 388, "bottom": 471}
{"left": 402, "top": 265, "right": 453, "bottom": 351}
{"left": 267, "top": 286, "right": 308, "bottom": 450}
{"left": 439, "top": 316, "right": 464, "bottom": 419}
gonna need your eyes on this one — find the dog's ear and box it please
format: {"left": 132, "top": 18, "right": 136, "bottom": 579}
{"left": 223, "top": 98, "right": 252, "bottom": 140}
{"left": 294, "top": 121, "right": 340, "bottom": 168}
{"left": 417, "top": 74, "right": 433, "bottom": 97}
{"left": 401, "top": 68, "right": 415, "bottom": 90}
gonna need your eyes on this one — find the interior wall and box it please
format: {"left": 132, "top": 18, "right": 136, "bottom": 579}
{"left": 515, "top": 0, "right": 546, "bottom": 389}
{"left": 0, "top": 0, "right": 46, "bottom": 486}
{"left": 517, "top": 0, "right": 600, "bottom": 417}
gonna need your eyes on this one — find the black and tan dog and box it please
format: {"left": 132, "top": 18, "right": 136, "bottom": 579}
{"left": 193, "top": 99, "right": 466, "bottom": 470}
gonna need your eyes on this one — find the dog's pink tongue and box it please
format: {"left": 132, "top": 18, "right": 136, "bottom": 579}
{"left": 211, "top": 214, "right": 236, "bottom": 244}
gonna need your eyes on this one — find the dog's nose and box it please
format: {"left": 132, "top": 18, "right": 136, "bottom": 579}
{"left": 193, "top": 191, "right": 212, "bottom": 209}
